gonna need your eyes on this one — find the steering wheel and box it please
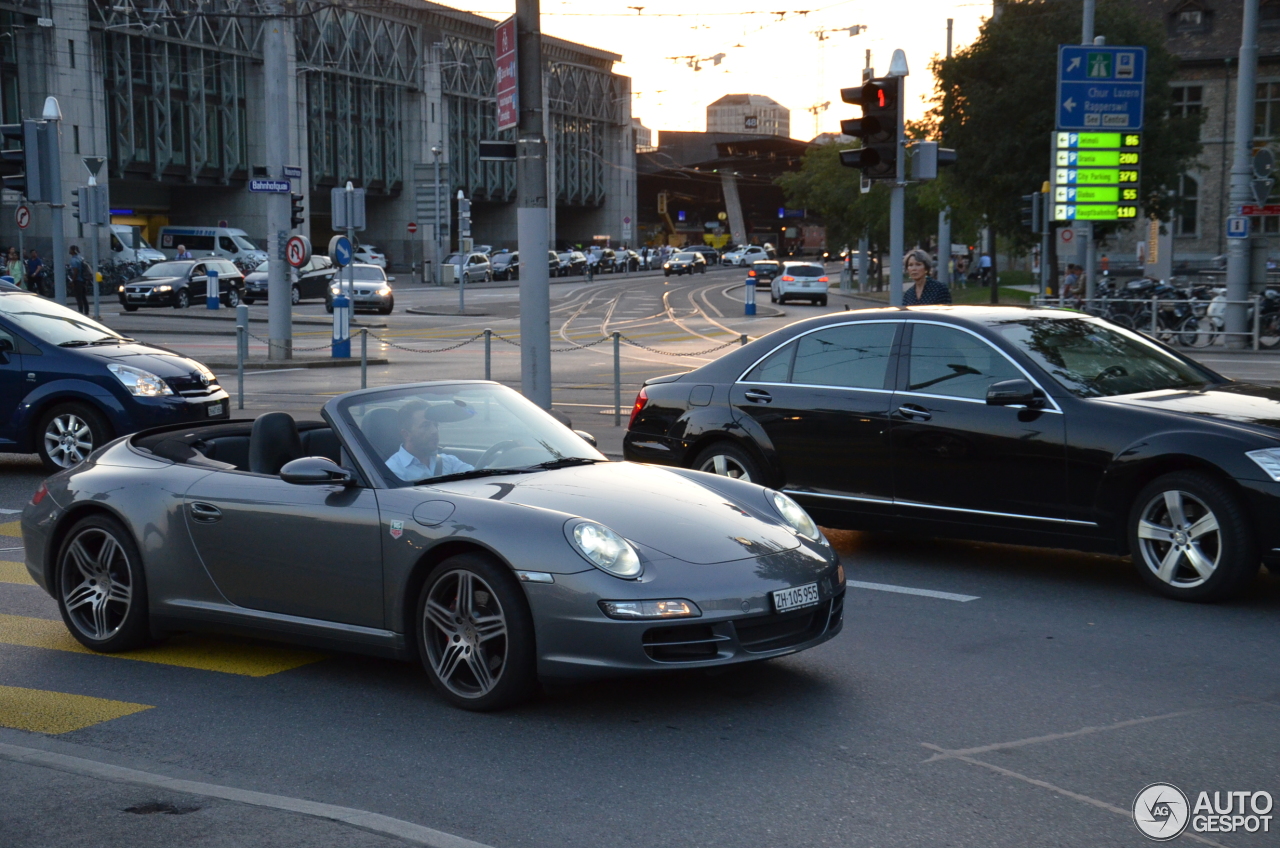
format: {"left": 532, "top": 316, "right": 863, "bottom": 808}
{"left": 475, "top": 440, "right": 522, "bottom": 469}
{"left": 1093, "top": 365, "right": 1129, "bottom": 381}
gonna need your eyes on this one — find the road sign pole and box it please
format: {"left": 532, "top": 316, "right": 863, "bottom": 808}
{"left": 1226, "top": 0, "right": 1261, "bottom": 347}
{"left": 265, "top": 2, "right": 292, "bottom": 360}
{"left": 1081, "top": 5, "right": 1096, "bottom": 303}
{"left": 888, "top": 68, "right": 906, "bottom": 307}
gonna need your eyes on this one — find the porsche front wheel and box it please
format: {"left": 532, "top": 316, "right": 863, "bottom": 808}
{"left": 416, "top": 553, "right": 537, "bottom": 711}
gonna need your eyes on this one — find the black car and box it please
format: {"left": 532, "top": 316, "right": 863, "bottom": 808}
{"left": 491, "top": 251, "right": 561, "bottom": 281}
{"left": 624, "top": 305, "right": 1280, "bottom": 602}
{"left": 557, "top": 251, "right": 587, "bottom": 277}
{"left": 118, "top": 258, "right": 244, "bottom": 310}
{"left": 663, "top": 251, "right": 707, "bottom": 276}
{"left": 243, "top": 256, "right": 336, "bottom": 305}
{"left": 748, "top": 260, "right": 784, "bottom": 288}
{"left": 687, "top": 245, "right": 720, "bottom": 265}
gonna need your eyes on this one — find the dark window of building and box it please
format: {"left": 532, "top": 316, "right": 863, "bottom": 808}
{"left": 73, "top": 125, "right": 80, "bottom": 155}
{"left": 1255, "top": 82, "right": 1280, "bottom": 138}
{"left": 1171, "top": 85, "right": 1203, "bottom": 118}
{"left": 1262, "top": 0, "right": 1280, "bottom": 27}
{"left": 1170, "top": 2, "right": 1212, "bottom": 33}
{"left": 68, "top": 39, "right": 75, "bottom": 69}
{"left": 1177, "top": 174, "right": 1199, "bottom": 236}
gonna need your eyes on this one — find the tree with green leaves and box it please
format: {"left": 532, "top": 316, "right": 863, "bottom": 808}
{"left": 931, "top": 0, "right": 1202, "bottom": 248}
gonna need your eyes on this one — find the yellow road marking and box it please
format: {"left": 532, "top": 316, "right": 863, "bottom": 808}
{"left": 0, "top": 684, "right": 152, "bottom": 734}
{"left": 0, "top": 520, "right": 22, "bottom": 538}
{"left": 0, "top": 562, "right": 34, "bottom": 586}
{"left": 0, "top": 614, "right": 326, "bottom": 677}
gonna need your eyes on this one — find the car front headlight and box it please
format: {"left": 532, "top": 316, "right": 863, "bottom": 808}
{"left": 117, "top": 285, "right": 125, "bottom": 293}
{"left": 376, "top": 286, "right": 391, "bottom": 296}
{"left": 155, "top": 285, "right": 171, "bottom": 292}
{"left": 107, "top": 363, "right": 173, "bottom": 397}
{"left": 569, "top": 520, "right": 642, "bottom": 578}
{"left": 1247, "top": 447, "right": 1280, "bottom": 482}
{"left": 768, "top": 490, "right": 825, "bottom": 544}
{"left": 330, "top": 284, "right": 341, "bottom": 294}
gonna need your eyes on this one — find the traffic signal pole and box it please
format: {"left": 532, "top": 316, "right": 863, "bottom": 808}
{"left": 1082, "top": 1, "right": 1097, "bottom": 303}
{"left": 889, "top": 72, "right": 906, "bottom": 307}
{"left": 516, "top": 0, "right": 552, "bottom": 409}
{"left": 265, "top": 3, "right": 292, "bottom": 360}
{"left": 1225, "top": 0, "right": 1260, "bottom": 347}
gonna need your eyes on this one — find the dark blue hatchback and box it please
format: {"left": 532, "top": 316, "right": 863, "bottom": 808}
{"left": 0, "top": 290, "right": 229, "bottom": 470}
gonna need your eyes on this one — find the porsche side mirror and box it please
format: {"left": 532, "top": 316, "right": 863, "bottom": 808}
{"left": 986, "top": 379, "right": 1044, "bottom": 409}
{"left": 573, "top": 429, "right": 597, "bottom": 447}
{"left": 280, "top": 456, "right": 355, "bottom": 486}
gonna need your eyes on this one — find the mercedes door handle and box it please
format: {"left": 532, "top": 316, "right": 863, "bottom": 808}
{"left": 189, "top": 502, "right": 222, "bottom": 523}
{"left": 896, "top": 405, "right": 932, "bottom": 422}
{"left": 744, "top": 389, "right": 773, "bottom": 404}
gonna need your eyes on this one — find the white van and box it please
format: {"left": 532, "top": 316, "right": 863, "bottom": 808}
{"left": 157, "top": 226, "right": 268, "bottom": 265}
{"left": 108, "top": 225, "right": 167, "bottom": 265}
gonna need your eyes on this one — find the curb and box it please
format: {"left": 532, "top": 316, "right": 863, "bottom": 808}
{"left": 100, "top": 311, "right": 387, "bottom": 328}
{"left": 405, "top": 309, "right": 492, "bottom": 317}
{"left": 203, "top": 358, "right": 391, "bottom": 371}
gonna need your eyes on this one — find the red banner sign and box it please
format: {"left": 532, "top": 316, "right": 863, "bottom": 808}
{"left": 495, "top": 16, "right": 518, "bottom": 132}
{"left": 1241, "top": 204, "right": 1280, "bottom": 216}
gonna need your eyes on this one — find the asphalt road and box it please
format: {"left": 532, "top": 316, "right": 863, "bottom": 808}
{"left": 1, "top": 268, "right": 1278, "bottom": 847}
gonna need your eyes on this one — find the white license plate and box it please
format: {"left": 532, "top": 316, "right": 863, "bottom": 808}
{"left": 128, "top": 294, "right": 144, "bottom": 299}
{"left": 772, "top": 582, "right": 821, "bottom": 613}
{"left": 206, "top": 403, "right": 223, "bottom": 417}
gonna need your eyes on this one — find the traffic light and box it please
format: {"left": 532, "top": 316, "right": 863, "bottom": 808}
{"left": 0, "top": 121, "right": 43, "bottom": 200}
{"left": 290, "top": 193, "right": 306, "bottom": 229}
{"left": 70, "top": 186, "right": 82, "bottom": 222}
{"left": 1020, "top": 192, "right": 1044, "bottom": 234}
{"left": 838, "top": 77, "right": 900, "bottom": 180}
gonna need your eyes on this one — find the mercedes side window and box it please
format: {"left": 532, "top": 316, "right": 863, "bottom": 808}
{"left": 742, "top": 341, "right": 796, "bottom": 383}
{"left": 791, "top": 323, "right": 897, "bottom": 390}
{"left": 907, "top": 324, "right": 1022, "bottom": 400}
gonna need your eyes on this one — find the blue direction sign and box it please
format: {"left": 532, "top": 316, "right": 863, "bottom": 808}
{"left": 249, "top": 179, "right": 291, "bottom": 193}
{"left": 1057, "top": 45, "right": 1146, "bottom": 131}
{"left": 329, "top": 235, "right": 353, "bottom": 267}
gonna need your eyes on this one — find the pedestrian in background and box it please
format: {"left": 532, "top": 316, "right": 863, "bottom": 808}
{"left": 902, "top": 248, "right": 952, "bottom": 306}
{"left": 26, "top": 250, "right": 46, "bottom": 296}
{"left": 68, "top": 245, "right": 89, "bottom": 314}
{"left": 174, "top": 244, "right": 193, "bottom": 260}
{"left": 5, "top": 247, "right": 24, "bottom": 289}
{"left": 977, "top": 252, "right": 992, "bottom": 284}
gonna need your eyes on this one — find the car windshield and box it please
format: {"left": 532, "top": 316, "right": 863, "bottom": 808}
{"left": 754, "top": 262, "right": 781, "bottom": 271}
{"left": 142, "top": 261, "right": 191, "bottom": 278}
{"left": 342, "top": 383, "right": 606, "bottom": 487}
{"left": 675, "top": 253, "right": 698, "bottom": 260}
{"left": 232, "top": 235, "right": 258, "bottom": 252}
{"left": 0, "top": 293, "right": 125, "bottom": 346}
{"left": 990, "top": 315, "right": 1216, "bottom": 398}
{"left": 786, "top": 264, "right": 825, "bottom": 277}
{"left": 350, "top": 266, "right": 385, "bottom": 281}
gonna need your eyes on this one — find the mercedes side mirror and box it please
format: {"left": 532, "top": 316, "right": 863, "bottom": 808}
{"left": 986, "top": 379, "right": 1044, "bottom": 409}
{"left": 280, "top": 456, "right": 355, "bottom": 486}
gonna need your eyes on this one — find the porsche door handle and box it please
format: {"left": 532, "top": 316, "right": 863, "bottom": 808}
{"left": 896, "top": 405, "right": 932, "bottom": 422}
{"left": 744, "top": 389, "right": 773, "bottom": 404}
{"left": 189, "top": 502, "right": 222, "bottom": 523}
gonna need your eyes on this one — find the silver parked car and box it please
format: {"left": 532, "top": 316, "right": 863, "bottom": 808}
{"left": 22, "top": 382, "right": 844, "bottom": 711}
{"left": 325, "top": 263, "right": 394, "bottom": 314}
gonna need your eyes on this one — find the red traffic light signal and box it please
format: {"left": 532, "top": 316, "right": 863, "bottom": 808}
{"left": 838, "top": 78, "right": 900, "bottom": 180}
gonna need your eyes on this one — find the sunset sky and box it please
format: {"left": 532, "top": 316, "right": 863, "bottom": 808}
{"left": 440, "top": 0, "right": 991, "bottom": 140}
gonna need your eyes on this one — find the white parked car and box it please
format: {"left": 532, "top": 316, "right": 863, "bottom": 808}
{"left": 770, "top": 261, "right": 829, "bottom": 306}
{"left": 353, "top": 245, "right": 387, "bottom": 269}
{"left": 722, "top": 245, "right": 769, "bottom": 266}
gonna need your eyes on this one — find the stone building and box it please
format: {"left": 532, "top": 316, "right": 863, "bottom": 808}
{"left": 706, "top": 94, "right": 790, "bottom": 138}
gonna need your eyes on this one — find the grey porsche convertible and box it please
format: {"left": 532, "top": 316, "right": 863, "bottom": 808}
{"left": 21, "top": 382, "right": 844, "bottom": 710}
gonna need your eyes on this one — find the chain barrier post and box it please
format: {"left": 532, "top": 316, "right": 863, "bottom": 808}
{"left": 332, "top": 294, "right": 351, "bottom": 358}
{"left": 613, "top": 331, "right": 621, "bottom": 427}
{"left": 360, "top": 328, "right": 367, "bottom": 389}
{"left": 235, "top": 303, "right": 248, "bottom": 410}
{"left": 744, "top": 274, "right": 756, "bottom": 315}
{"left": 740, "top": 333, "right": 748, "bottom": 346}
{"left": 484, "top": 328, "right": 492, "bottom": 380}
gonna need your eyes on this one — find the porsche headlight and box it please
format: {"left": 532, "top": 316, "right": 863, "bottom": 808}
{"left": 569, "top": 520, "right": 642, "bottom": 578}
{"left": 107, "top": 363, "right": 173, "bottom": 397}
{"left": 1247, "top": 448, "right": 1280, "bottom": 482}
{"left": 768, "top": 491, "right": 824, "bottom": 544}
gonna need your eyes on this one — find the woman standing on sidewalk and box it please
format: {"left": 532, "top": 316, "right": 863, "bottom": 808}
{"left": 902, "top": 249, "right": 952, "bottom": 306}
{"left": 5, "top": 248, "right": 24, "bottom": 289}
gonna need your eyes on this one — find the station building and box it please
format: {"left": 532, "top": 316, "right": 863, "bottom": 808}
{"left": 0, "top": 0, "right": 636, "bottom": 270}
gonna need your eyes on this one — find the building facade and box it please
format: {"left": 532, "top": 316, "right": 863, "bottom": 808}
{"left": 0, "top": 0, "right": 635, "bottom": 269}
{"left": 706, "top": 94, "right": 790, "bottom": 138}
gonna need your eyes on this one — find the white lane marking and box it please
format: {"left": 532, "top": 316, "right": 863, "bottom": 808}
{"left": 0, "top": 742, "right": 493, "bottom": 848}
{"left": 214, "top": 368, "right": 307, "bottom": 378}
{"left": 0, "top": 508, "right": 21, "bottom": 515}
{"left": 846, "top": 580, "right": 979, "bottom": 603}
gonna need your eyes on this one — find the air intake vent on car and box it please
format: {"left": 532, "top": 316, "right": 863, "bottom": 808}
{"left": 642, "top": 623, "right": 729, "bottom": 662}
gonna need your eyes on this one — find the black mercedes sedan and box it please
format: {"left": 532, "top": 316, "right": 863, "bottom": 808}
{"left": 623, "top": 306, "right": 1280, "bottom": 602}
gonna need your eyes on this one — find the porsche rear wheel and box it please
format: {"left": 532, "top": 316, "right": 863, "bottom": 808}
{"left": 416, "top": 553, "right": 536, "bottom": 711}
{"left": 56, "top": 515, "right": 150, "bottom": 652}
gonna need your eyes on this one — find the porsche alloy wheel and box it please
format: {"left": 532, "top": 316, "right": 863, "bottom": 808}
{"left": 56, "top": 516, "right": 149, "bottom": 651}
{"left": 417, "top": 555, "right": 536, "bottom": 710}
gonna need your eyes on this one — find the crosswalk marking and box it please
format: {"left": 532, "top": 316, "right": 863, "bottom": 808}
{"left": 0, "top": 520, "right": 21, "bottom": 537}
{"left": 0, "top": 561, "right": 34, "bottom": 586}
{"left": 0, "top": 614, "right": 326, "bottom": 677}
{"left": 0, "top": 684, "right": 152, "bottom": 734}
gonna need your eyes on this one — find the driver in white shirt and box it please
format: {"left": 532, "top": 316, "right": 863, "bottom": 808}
{"left": 385, "top": 401, "right": 474, "bottom": 482}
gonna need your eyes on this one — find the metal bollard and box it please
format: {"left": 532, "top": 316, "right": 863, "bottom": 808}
{"left": 484, "top": 328, "right": 492, "bottom": 381}
{"left": 207, "top": 269, "right": 220, "bottom": 310}
{"left": 740, "top": 333, "right": 748, "bottom": 346}
{"left": 613, "top": 331, "right": 621, "bottom": 427}
{"left": 1151, "top": 297, "right": 1158, "bottom": 335}
{"left": 331, "top": 294, "right": 351, "bottom": 358}
{"left": 360, "top": 328, "right": 367, "bottom": 389}
{"left": 744, "top": 276, "right": 756, "bottom": 315}
{"left": 235, "top": 303, "right": 248, "bottom": 410}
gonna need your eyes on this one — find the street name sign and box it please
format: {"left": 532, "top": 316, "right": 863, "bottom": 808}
{"left": 249, "top": 179, "right": 291, "bottom": 193}
{"left": 1057, "top": 45, "right": 1146, "bottom": 131}
{"left": 284, "top": 166, "right": 303, "bottom": 179}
